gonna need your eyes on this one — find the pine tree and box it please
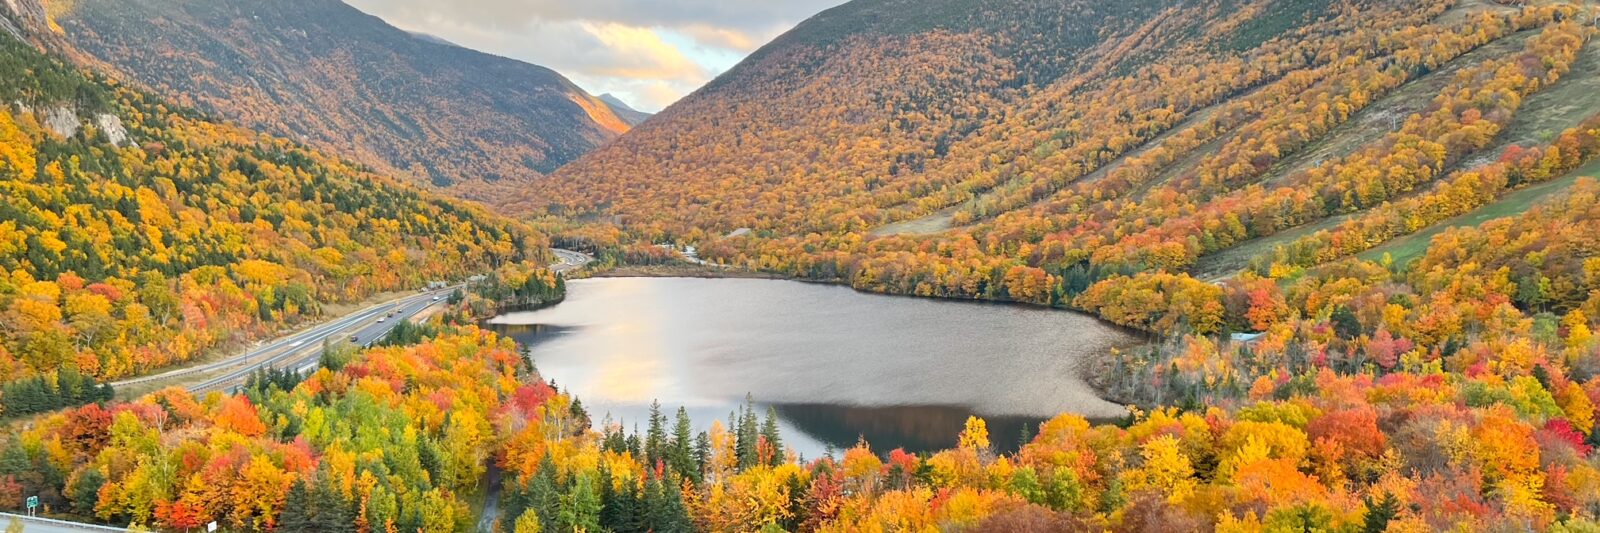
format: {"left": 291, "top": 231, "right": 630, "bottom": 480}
{"left": 570, "top": 398, "right": 590, "bottom": 432}
{"left": 69, "top": 468, "right": 105, "bottom": 516}
{"left": 558, "top": 473, "right": 602, "bottom": 532}
{"left": 1362, "top": 492, "right": 1401, "bottom": 533}
{"left": 761, "top": 407, "right": 783, "bottom": 466}
{"left": 313, "top": 473, "right": 356, "bottom": 532}
{"left": 280, "top": 480, "right": 316, "bottom": 531}
{"left": 693, "top": 431, "right": 711, "bottom": 475}
{"left": 669, "top": 407, "right": 697, "bottom": 482}
{"left": 612, "top": 475, "right": 641, "bottom": 532}
{"left": 642, "top": 474, "right": 693, "bottom": 533}
{"left": 646, "top": 400, "right": 667, "bottom": 466}
{"left": 736, "top": 395, "right": 759, "bottom": 470}
{"left": 527, "top": 455, "right": 562, "bottom": 533}
{"left": 627, "top": 423, "right": 643, "bottom": 459}
{"left": 657, "top": 476, "right": 693, "bottom": 532}
{"left": 597, "top": 465, "right": 623, "bottom": 532}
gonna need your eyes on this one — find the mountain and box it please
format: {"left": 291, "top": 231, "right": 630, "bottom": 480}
{"left": 0, "top": 0, "right": 48, "bottom": 40}
{"left": 44, "top": 0, "right": 631, "bottom": 190}
{"left": 405, "top": 30, "right": 458, "bottom": 48}
{"left": 524, "top": 0, "right": 1356, "bottom": 226}
{"left": 524, "top": 0, "right": 1600, "bottom": 307}
{"left": 599, "top": 93, "right": 653, "bottom": 126}
{"left": 0, "top": 12, "right": 554, "bottom": 394}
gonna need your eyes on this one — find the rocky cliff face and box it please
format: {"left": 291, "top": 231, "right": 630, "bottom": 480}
{"left": 0, "top": 0, "right": 46, "bottom": 39}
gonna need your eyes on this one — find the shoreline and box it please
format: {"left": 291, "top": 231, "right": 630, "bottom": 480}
{"left": 567, "top": 261, "right": 1154, "bottom": 408}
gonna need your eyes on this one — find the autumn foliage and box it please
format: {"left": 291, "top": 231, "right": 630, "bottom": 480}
{"left": 0, "top": 34, "right": 550, "bottom": 397}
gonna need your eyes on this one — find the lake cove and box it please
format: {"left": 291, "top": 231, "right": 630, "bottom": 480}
{"left": 486, "top": 277, "right": 1135, "bottom": 456}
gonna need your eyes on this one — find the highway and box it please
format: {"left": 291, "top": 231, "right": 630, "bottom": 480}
{"left": 114, "top": 250, "right": 588, "bottom": 394}
{"left": 1, "top": 512, "right": 126, "bottom": 532}
{"left": 2, "top": 252, "right": 592, "bottom": 532}
{"left": 551, "top": 248, "right": 593, "bottom": 273}
{"left": 187, "top": 289, "right": 454, "bottom": 394}
{"left": 110, "top": 292, "right": 438, "bottom": 388}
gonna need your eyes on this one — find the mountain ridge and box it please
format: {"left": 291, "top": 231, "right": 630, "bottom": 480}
{"left": 40, "top": 0, "right": 630, "bottom": 191}
{"left": 599, "top": 93, "right": 653, "bottom": 126}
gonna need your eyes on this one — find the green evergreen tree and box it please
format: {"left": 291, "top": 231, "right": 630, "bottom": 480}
{"left": 669, "top": 407, "right": 697, "bottom": 482}
{"left": 645, "top": 400, "right": 667, "bottom": 467}
{"left": 69, "top": 468, "right": 106, "bottom": 516}
{"left": 693, "top": 431, "right": 712, "bottom": 475}
{"left": 642, "top": 475, "right": 692, "bottom": 533}
{"left": 313, "top": 473, "right": 356, "bottom": 532}
{"left": 761, "top": 407, "right": 783, "bottom": 466}
{"left": 527, "top": 455, "right": 562, "bottom": 533}
{"left": 627, "top": 423, "right": 643, "bottom": 459}
{"left": 597, "top": 465, "right": 622, "bottom": 532}
{"left": 1362, "top": 492, "right": 1401, "bottom": 533}
{"left": 612, "top": 475, "right": 641, "bottom": 532}
{"left": 557, "top": 473, "right": 602, "bottom": 533}
{"left": 735, "top": 396, "right": 759, "bottom": 469}
{"left": 279, "top": 480, "right": 315, "bottom": 531}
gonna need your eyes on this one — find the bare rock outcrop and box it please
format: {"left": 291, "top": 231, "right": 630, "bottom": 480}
{"left": 96, "top": 113, "right": 127, "bottom": 146}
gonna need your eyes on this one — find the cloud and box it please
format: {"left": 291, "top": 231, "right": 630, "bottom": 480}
{"left": 579, "top": 22, "right": 705, "bottom": 80}
{"left": 342, "top": 0, "right": 846, "bottom": 111}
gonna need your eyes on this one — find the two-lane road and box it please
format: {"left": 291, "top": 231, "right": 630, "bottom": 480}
{"left": 2, "top": 512, "right": 126, "bottom": 532}
{"left": 109, "top": 289, "right": 455, "bottom": 395}
{"left": 551, "top": 248, "right": 593, "bottom": 273}
{"left": 188, "top": 289, "right": 454, "bottom": 394}
{"left": 8, "top": 254, "right": 589, "bottom": 533}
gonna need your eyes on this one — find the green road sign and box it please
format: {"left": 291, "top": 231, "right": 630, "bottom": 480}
{"left": 25, "top": 495, "right": 37, "bottom": 510}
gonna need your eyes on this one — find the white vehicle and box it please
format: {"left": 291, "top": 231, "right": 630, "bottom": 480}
{"left": 432, "top": 296, "right": 440, "bottom": 301}
{"left": 377, "top": 317, "right": 386, "bottom": 323}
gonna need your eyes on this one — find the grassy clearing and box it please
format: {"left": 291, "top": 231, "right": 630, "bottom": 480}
{"left": 1188, "top": 213, "right": 1352, "bottom": 281}
{"left": 1484, "top": 36, "right": 1600, "bottom": 149}
{"left": 1433, "top": 0, "right": 1519, "bottom": 26}
{"left": 1353, "top": 39, "right": 1600, "bottom": 266}
{"left": 869, "top": 205, "right": 961, "bottom": 237}
{"left": 1358, "top": 160, "right": 1600, "bottom": 266}
{"left": 1190, "top": 34, "right": 1599, "bottom": 279}
{"left": 1259, "top": 30, "right": 1534, "bottom": 187}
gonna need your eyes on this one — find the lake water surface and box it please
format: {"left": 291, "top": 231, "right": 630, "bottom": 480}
{"left": 486, "top": 277, "right": 1133, "bottom": 457}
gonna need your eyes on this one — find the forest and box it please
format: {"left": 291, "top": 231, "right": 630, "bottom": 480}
{"left": 0, "top": 31, "right": 554, "bottom": 416}
{"left": 492, "top": 0, "right": 1600, "bottom": 529}
{"left": 3, "top": 0, "right": 1600, "bottom": 530}
{"left": 6, "top": 208, "right": 1600, "bottom": 531}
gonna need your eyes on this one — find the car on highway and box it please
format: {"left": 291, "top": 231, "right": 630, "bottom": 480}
{"left": 377, "top": 317, "right": 386, "bottom": 323}
{"left": 432, "top": 295, "right": 440, "bottom": 301}
{"left": 349, "top": 334, "right": 360, "bottom": 342}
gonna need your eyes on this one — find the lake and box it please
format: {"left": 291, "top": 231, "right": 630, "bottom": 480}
{"left": 485, "top": 277, "right": 1134, "bottom": 457}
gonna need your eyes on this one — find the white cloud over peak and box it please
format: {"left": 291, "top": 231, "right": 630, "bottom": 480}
{"left": 342, "top": 0, "right": 846, "bottom": 111}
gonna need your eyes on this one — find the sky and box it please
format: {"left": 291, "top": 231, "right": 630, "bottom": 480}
{"left": 342, "top": 0, "right": 848, "bottom": 112}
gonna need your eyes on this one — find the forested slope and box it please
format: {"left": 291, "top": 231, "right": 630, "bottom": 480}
{"left": 0, "top": 30, "right": 555, "bottom": 412}
{"left": 528, "top": 0, "right": 1600, "bottom": 320}
{"left": 46, "top": 0, "right": 630, "bottom": 190}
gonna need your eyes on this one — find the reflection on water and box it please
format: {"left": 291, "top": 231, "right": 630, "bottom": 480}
{"left": 775, "top": 403, "right": 1050, "bottom": 455}
{"left": 486, "top": 277, "right": 1133, "bottom": 457}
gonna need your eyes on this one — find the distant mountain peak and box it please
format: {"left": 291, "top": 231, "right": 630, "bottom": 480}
{"left": 404, "top": 30, "right": 458, "bottom": 48}
{"left": 598, "top": 93, "right": 653, "bottom": 126}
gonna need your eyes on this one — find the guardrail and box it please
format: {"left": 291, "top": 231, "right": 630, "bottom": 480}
{"left": 111, "top": 300, "right": 404, "bottom": 388}
{"left": 0, "top": 512, "right": 127, "bottom": 531}
{"left": 189, "top": 292, "right": 450, "bottom": 394}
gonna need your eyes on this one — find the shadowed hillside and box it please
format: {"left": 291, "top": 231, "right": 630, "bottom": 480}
{"left": 47, "top": 0, "right": 631, "bottom": 191}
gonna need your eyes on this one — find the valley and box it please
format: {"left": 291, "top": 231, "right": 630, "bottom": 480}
{"left": 3, "top": 0, "right": 1600, "bottom": 531}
